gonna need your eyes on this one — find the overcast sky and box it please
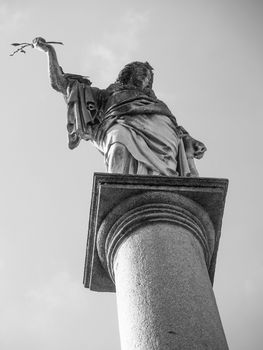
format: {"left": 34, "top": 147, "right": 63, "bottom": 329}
{"left": 1, "top": 0, "right": 263, "bottom": 349}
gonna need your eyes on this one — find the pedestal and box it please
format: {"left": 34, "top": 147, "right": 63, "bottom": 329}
{"left": 84, "top": 173, "right": 229, "bottom": 350}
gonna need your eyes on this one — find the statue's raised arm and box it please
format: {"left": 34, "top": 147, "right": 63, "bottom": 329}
{"left": 33, "top": 37, "right": 67, "bottom": 94}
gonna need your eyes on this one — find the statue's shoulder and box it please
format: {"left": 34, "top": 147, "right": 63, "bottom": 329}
{"left": 63, "top": 73, "right": 92, "bottom": 86}
{"left": 105, "top": 82, "right": 157, "bottom": 100}
{"left": 105, "top": 82, "right": 124, "bottom": 95}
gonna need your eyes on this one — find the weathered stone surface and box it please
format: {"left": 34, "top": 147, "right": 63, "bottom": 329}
{"left": 115, "top": 222, "right": 228, "bottom": 350}
{"left": 83, "top": 173, "right": 228, "bottom": 292}
{"left": 83, "top": 173, "right": 229, "bottom": 349}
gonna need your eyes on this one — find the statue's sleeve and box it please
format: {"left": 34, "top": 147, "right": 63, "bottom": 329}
{"left": 65, "top": 79, "right": 101, "bottom": 150}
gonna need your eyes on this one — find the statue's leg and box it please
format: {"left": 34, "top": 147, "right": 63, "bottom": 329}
{"left": 107, "top": 142, "right": 137, "bottom": 174}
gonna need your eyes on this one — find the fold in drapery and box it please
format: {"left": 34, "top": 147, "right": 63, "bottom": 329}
{"left": 65, "top": 80, "right": 99, "bottom": 149}
{"left": 95, "top": 114, "right": 193, "bottom": 177}
{"left": 65, "top": 80, "right": 199, "bottom": 176}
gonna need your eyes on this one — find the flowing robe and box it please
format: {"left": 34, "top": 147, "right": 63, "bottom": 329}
{"left": 65, "top": 79, "right": 193, "bottom": 176}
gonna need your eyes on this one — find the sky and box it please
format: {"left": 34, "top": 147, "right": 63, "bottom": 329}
{"left": 1, "top": 0, "right": 263, "bottom": 349}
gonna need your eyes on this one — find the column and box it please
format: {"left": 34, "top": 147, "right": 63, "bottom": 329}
{"left": 84, "top": 174, "right": 229, "bottom": 350}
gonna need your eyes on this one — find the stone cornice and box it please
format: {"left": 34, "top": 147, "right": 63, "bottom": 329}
{"left": 83, "top": 173, "right": 228, "bottom": 292}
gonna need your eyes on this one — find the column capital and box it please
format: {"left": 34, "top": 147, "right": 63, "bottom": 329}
{"left": 83, "top": 173, "right": 228, "bottom": 292}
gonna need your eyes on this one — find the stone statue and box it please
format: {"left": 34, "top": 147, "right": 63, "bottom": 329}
{"left": 33, "top": 37, "right": 206, "bottom": 176}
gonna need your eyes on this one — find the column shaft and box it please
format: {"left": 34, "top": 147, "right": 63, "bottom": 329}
{"left": 114, "top": 222, "right": 228, "bottom": 350}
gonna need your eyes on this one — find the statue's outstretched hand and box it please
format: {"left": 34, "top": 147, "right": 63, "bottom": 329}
{"left": 32, "top": 37, "right": 51, "bottom": 52}
{"left": 183, "top": 135, "right": 207, "bottom": 160}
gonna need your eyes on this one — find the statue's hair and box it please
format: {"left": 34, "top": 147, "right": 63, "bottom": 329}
{"left": 116, "top": 61, "right": 154, "bottom": 89}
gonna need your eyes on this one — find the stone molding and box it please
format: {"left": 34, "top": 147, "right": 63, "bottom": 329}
{"left": 97, "top": 192, "right": 215, "bottom": 283}
{"left": 83, "top": 173, "right": 228, "bottom": 292}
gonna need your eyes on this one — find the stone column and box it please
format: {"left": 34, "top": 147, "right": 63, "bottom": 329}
{"left": 84, "top": 174, "right": 229, "bottom": 350}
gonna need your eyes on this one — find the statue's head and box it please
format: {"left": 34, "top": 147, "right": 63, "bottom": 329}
{"left": 116, "top": 61, "right": 154, "bottom": 89}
